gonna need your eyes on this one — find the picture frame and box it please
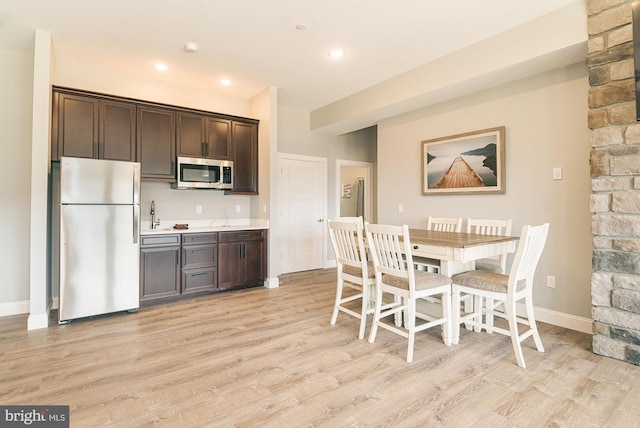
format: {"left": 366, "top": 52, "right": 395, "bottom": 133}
{"left": 421, "top": 126, "right": 505, "bottom": 195}
{"left": 341, "top": 183, "right": 352, "bottom": 198}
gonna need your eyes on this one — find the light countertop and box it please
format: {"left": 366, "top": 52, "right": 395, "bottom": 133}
{"left": 140, "top": 218, "right": 269, "bottom": 235}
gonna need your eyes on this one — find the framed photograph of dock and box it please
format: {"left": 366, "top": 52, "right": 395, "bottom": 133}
{"left": 422, "top": 126, "right": 505, "bottom": 195}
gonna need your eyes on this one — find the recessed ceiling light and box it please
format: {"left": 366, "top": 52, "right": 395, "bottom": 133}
{"left": 220, "top": 78, "right": 232, "bottom": 86}
{"left": 154, "top": 63, "right": 169, "bottom": 72}
{"left": 329, "top": 49, "right": 345, "bottom": 59}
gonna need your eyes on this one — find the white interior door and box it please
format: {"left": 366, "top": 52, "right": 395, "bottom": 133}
{"left": 278, "top": 154, "right": 326, "bottom": 274}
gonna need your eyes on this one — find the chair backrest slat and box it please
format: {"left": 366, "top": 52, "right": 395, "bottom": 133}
{"left": 508, "top": 223, "right": 549, "bottom": 293}
{"left": 365, "top": 222, "right": 414, "bottom": 290}
{"left": 328, "top": 220, "right": 367, "bottom": 271}
{"left": 467, "top": 218, "right": 513, "bottom": 272}
{"left": 427, "top": 216, "right": 463, "bottom": 232}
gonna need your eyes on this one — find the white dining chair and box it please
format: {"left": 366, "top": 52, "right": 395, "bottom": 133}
{"left": 365, "top": 222, "right": 452, "bottom": 363}
{"left": 467, "top": 218, "right": 513, "bottom": 273}
{"left": 451, "top": 223, "right": 549, "bottom": 368}
{"left": 327, "top": 219, "right": 375, "bottom": 339}
{"left": 427, "top": 216, "right": 463, "bottom": 233}
{"left": 467, "top": 218, "right": 512, "bottom": 333}
{"left": 414, "top": 216, "right": 463, "bottom": 273}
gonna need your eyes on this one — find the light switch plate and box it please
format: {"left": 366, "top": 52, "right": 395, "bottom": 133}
{"left": 553, "top": 167, "right": 562, "bottom": 180}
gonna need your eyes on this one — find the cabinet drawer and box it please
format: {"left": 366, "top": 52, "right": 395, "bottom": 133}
{"left": 219, "top": 230, "right": 264, "bottom": 242}
{"left": 182, "top": 244, "right": 217, "bottom": 269}
{"left": 182, "top": 232, "right": 217, "bottom": 245}
{"left": 182, "top": 267, "right": 217, "bottom": 294}
{"left": 141, "top": 234, "right": 181, "bottom": 247}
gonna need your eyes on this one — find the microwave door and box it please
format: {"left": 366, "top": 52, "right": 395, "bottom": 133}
{"left": 180, "top": 164, "right": 221, "bottom": 187}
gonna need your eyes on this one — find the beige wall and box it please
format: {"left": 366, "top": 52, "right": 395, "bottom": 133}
{"left": 377, "top": 63, "right": 592, "bottom": 320}
{"left": 0, "top": 48, "right": 34, "bottom": 309}
{"left": 278, "top": 106, "right": 377, "bottom": 222}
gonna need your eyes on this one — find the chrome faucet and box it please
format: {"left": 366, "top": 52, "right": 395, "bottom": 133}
{"left": 150, "top": 200, "right": 160, "bottom": 229}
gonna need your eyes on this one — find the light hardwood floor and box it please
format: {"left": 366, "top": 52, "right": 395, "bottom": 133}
{"left": 2, "top": 269, "right": 640, "bottom": 427}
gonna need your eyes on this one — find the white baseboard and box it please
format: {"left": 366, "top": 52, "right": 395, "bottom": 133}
{"left": 325, "top": 260, "right": 337, "bottom": 269}
{"left": 516, "top": 302, "right": 592, "bottom": 334}
{"left": 0, "top": 300, "right": 29, "bottom": 317}
{"left": 27, "top": 312, "right": 49, "bottom": 330}
{"left": 264, "top": 277, "right": 280, "bottom": 289}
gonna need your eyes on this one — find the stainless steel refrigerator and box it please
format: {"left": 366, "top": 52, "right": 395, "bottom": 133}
{"left": 58, "top": 157, "right": 140, "bottom": 323}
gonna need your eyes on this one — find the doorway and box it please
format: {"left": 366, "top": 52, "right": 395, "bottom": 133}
{"left": 336, "top": 160, "right": 373, "bottom": 222}
{"left": 277, "top": 153, "right": 327, "bottom": 274}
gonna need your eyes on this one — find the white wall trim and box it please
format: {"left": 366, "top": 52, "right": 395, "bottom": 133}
{"left": 264, "top": 277, "right": 280, "bottom": 289}
{"left": 517, "top": 302, "right": 592, "bottom": 334}
{"left": 27, "top": 313, "right": 49, "bottom": 330}
{"left": 0, "top": 300, "right": 30, "bottom": 317}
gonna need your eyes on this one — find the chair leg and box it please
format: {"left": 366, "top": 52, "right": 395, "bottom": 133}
{"left": 473, "top": 295, "right": 483, "bottom": 333}
{"left": 441, "top": 291, "right": 452, "bottom": 346}
{"left": 395, "top": 296, "right": 403, "bottom": 327}
{"left": 357, "top": 283, "right": 372, "bottom": 340}
{"left": 463, "top": 294, "right": 473, "bottom": 331}
{"left": 330, "top": 276, "right": 344, "bottom": 325}
{"left": 406, "top": 298, "right": 416, "bottom": 363}
{"left": 368, "top": 286, "right": 383, "bottom": 344}
{"left": 525, "top": 296, "right": 545, "bottom": 353}
{"left": 485, "top": 297, "right": 494, "bottom": 334}
{"left": 504, "top": 299, "right": 526, "bottom": 368}
{"left": 451, "top": 290, "right": 460, "bottom": 345}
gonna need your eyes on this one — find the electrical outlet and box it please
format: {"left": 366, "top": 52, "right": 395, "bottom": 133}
{"left": 196, "top": 205, "right": 202, "bottom": 214}
{"left": 547, "top": 275, "right": 556, "bottom": 288}
{"left": 398, "top": 204, "right": 404, "bottom": 213}
{"left": 236, "top": 205, "right": 241, "bottom": 213}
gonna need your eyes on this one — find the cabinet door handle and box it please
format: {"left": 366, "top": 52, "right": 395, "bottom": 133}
{"left": 191, "top": 272, "right": 208, "bottom": 277}
{"left": 191, "top": 249, "right": 209, "bottom": 254}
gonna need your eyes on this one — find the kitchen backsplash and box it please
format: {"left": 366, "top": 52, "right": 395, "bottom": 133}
{"left": 141, "top": 181, "right": 251, "bottom": 225}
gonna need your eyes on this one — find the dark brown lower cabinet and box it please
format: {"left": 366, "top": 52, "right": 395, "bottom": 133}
{"left": 140, "top": 234, "right": 181, "bottom": 303}
{"left": 181, "top": 233, "right": 217, "bottom": 293}
{"left": 218, "top": 230, "right": 266, "bottom": 289}
{"left": 140, "top": 229, "right": 266, "bottom": 305}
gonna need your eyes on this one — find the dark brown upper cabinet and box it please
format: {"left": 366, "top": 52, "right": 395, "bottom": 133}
{"left": 228, "top": 120, "right": 259, "bottom": 194}
{"left": 52, "top": 87, "right": 259, "bottom": 188}
{"left": 137, "top": 106, "right": 176, "bottom": 181}
{"left": 52, "top": 91, "right": 136, "bottom": 162}
{"left": 176, "top": 112, "right": 231, "bottom": 160}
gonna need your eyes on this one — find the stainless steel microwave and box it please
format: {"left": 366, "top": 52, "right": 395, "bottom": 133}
{"left": 174, "top": 157, "right": 233, "bottom": 190}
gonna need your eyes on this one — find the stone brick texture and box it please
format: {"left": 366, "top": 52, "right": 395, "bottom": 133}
{"left": 589, "top": 0, "right": 640, "bottom": 366}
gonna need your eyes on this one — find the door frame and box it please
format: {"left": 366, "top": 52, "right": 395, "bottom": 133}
{"left": 336, "top": 159, "right": 374, "bottom": 223}
{"left": 277, "top": 152, "right": 328, "bottom": 274}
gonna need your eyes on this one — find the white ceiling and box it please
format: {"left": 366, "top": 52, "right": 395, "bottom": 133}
{"left": 1, "top": 0, "right": 581, "bottom": 112}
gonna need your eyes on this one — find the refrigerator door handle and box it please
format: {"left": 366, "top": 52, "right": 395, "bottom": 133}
{"left": 133, "top": 205, "right": 139, "bottom": 244}
{"left": 133, "top": 164, "right": 140, "bottom": 205}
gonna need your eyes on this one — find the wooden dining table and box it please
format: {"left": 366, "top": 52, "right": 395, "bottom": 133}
{"left": 408, "top": 229, "right": 519, "bottom": 277}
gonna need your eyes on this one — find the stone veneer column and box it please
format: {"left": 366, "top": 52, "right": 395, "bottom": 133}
{"left": 589, "top": 0, "right": 640, "bottom": 366}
